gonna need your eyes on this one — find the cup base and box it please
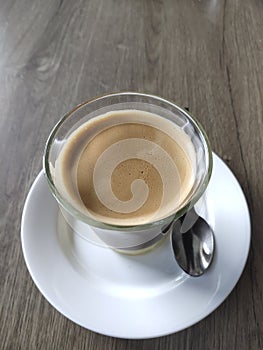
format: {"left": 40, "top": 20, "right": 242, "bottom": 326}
{"left": 59, "top": 207, "right": 171, "bottom": 255}
{"left": 113, "top": 232, "right": 170, "bottom": 255}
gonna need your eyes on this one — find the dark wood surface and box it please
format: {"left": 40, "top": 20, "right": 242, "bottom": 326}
{"left": 0, "top": 0, "right": 262, "bottom": 349}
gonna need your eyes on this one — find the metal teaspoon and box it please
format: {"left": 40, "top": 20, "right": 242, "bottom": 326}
{"left": 171, "top": 208, "right": 215, "bottom": 277}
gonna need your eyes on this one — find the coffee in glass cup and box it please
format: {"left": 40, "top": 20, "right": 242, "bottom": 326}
{"left": 44, "top": 92, "right": 212, "bottom": 253}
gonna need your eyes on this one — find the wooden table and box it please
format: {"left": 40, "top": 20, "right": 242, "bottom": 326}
{"left": 1, "top": 0, "right": 262, "bottom": 349}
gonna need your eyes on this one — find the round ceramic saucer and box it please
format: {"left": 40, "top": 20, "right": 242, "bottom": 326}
{"left": 21, "top": 154, "right": 250, "bottom": 339}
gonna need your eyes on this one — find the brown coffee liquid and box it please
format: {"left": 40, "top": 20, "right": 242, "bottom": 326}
{"left": 54, "top": 110, "right": 195, "bottom": 225}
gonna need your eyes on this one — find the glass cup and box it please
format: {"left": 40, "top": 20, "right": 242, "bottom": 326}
{"left": 44, "top": 92, "right": 213, "bottom": 254}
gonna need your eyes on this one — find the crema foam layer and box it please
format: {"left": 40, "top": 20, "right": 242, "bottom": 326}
{"left": 54, "top": 110, "right": 196, "bottom": 225}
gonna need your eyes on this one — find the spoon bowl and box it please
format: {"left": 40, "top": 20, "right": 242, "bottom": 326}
{"left": 171, "top": 209, "right": 215, "bottom": 277}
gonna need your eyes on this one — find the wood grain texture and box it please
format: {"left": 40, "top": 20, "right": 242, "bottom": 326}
{"left": 0, "top": 0, "right": 262, "bottom": 349}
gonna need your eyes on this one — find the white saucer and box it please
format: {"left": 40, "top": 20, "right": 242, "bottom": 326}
{"left": 21, "top": 154, "right": 250, "bottom": 339}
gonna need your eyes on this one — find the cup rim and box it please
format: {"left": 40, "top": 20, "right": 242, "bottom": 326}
{"left": 43, "top": 91, "right": 213, "bottom": 231}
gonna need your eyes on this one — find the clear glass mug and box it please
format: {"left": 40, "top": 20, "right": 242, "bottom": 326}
{"left": 44, "top": 92, "right": 212, "bottom": 254}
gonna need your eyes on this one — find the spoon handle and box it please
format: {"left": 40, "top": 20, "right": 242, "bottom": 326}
{"left": 179, "top": 208, "right": 199, "bottom": 233}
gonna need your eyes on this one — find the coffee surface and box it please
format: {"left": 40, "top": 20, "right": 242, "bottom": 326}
{"left": 54, "top": 110, "right": 195, "bottom": 225}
